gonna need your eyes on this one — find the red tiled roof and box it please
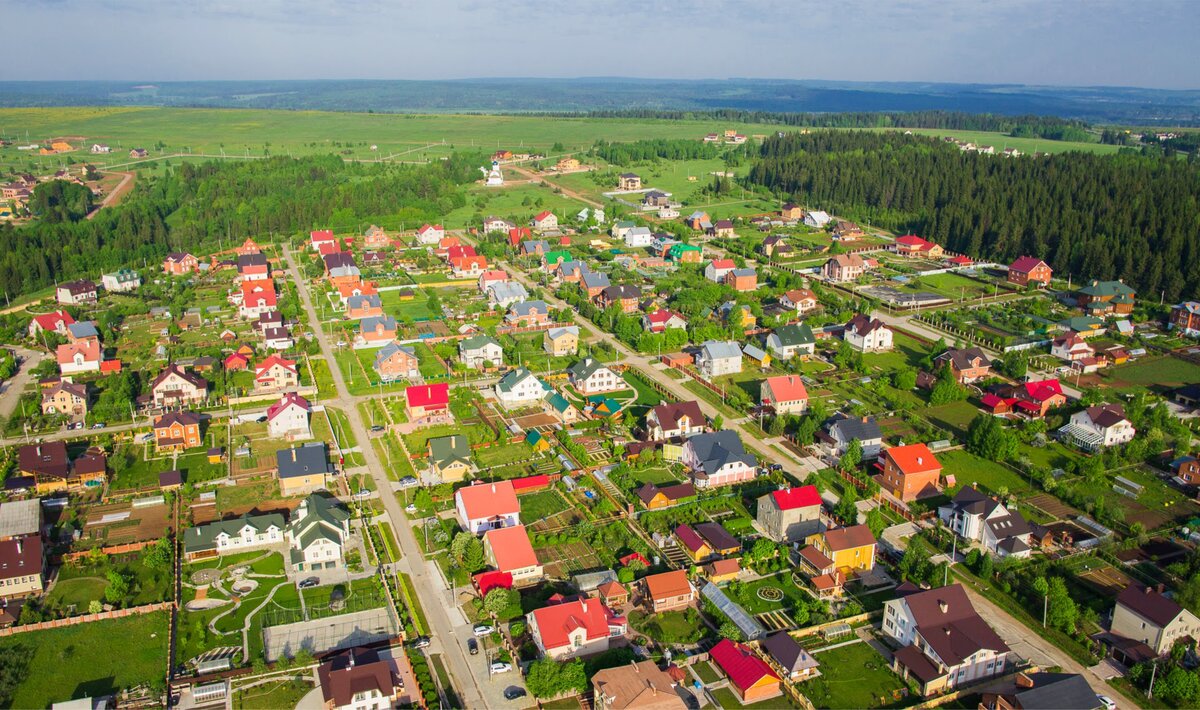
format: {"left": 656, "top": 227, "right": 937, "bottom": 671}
{"left": 763, "top": 375, "right": 808, "bottom": 402}
{"left": 267, "top": 392, "right": 310, "bottom": 421}
{"left": 675, "top": 524, "right": 707, "bottom": 553}
{"left": 474, "top": 570, "right": 513, "bottom": 597}
{"left": 255, "top": 354, "right": 296, "bottom": 378}
{"left": 406, "top": 383, "right": 449, "bottom": 408}
{"left": 310, "top": 229, "right": 335, "bottom": 242}
{"left": 710, "top": 639, "right": 779, "bottom": 692}
{"left": 709, "top": 259, "right": 735, "bottom": 269}
{"left": 771, "top": 485, "right": 821, "bottom": 511}
{"left": 511, "top": 474, "right": 550, "bottom": 491}
{"left": 1022, "top": 379, "right": 1063, "bottom": 403}
{"left": 530, "top": 598, "right": 618, "bottom": 652}
{"left": 979, "top": 393, "right": 1015, "bottom": 410}
{"left": 484, "top": 525, "right": 539, "bottom": 572}
{"left": 885, "top": 443, "right": 941, "bottom": 475}
{"left": 1009, "top": 256, "right": 1047, "bottom": 273}
{"left": 456, "top": 481, "right": 519, "bottom": 521}
{"left": 33, "top": 310, "right": 74, "bottom": 331}
{"left": 534, "top": 210, "right": 554, "bottom": 221}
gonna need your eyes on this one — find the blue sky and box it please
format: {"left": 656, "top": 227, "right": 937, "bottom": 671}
{"left": 2, "top": 0, "right": 1197, "bottom": 89}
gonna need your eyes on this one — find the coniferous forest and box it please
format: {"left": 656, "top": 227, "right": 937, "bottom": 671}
{"left": 747, "top": 131, "right": 1200, "bottom": 301}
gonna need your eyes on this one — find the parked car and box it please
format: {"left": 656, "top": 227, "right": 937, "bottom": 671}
{"left": 1097, "top": 696, "right": 1116, "bottom": 710}
{"left": 412, "top": 637, "right": 431, "bottom": 649}
{"left": 489, "top": 662, "right": 512, "bottom": 675}
{"left": 370, "top": 425, "right": 385, "bottom": 433}
{"left": 473, "top": 624, "right": 494, "bottom": 637}
{"left": 405, "top": 503, "right": 418, "bottom": 513}
{"left": 467, "top": 638, "right": 478, "bottom": 655}
{"left": 91, "top": 422, "right": 105, "bottom": 429}
{"left": 504, "top": 687, "right": 526, "bottom": 700}
{"left": 398, "top": 476, "right": 419, "bottom": 489}
{"left": 298, "top": 577, "right": 319, "bottom": 589}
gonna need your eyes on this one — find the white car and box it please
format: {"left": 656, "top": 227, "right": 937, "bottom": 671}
{"left": 1097, "top": 695, "right": 1117, "bottom": 710}
{"left": 405, "top": 503, "right": 418, "bottom": 513}
{"left": 473, "top": 624, "right": 494, "bottom": 637}
{"left": 489, "top": 662, "right": 512, "bottom": 675}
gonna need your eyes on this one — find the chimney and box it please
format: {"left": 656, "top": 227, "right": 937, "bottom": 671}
{"left": 862, "top": 416, "right": 869, "bottom": 423}
{"left": 491, "top": 483, "right": 496, "bottom": 494}
{"left": 292, "top": 449, "right": 297, "bottom": 462}
{"left": 938, "top": 600, "right": 948, "bottom": 614}
{"left": 1145, "top": 586, "right": 1153, "bottom": 595}
{"left": 917, "top": 457, "right": 923, "bottom": 465}
{"left": 1015, "top": 672, "right": 1034, "bottom": 689}
{"left": 15, "top": 540, "right": 21, "bottom": 555}
{"left": 650, "top": 681, "right": 657, "bottom": 696}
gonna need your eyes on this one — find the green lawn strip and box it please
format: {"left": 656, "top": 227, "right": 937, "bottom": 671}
{"left": 518, "top": 489, "right": 571, "bottom": 525}
{"left": 475, "top": 441, "right": 536, "bottom": 468}
{"left": 377, "top": 521, "right": 401, "bottom": 561}
{"left": 232, "top": 676, "right": 314, "bottom": 710}
{"left": 803, "top": 641, "right": 911, "bottom": 709}
{"left": 692, "top": 660, "right": 722, "bottom": 684}
{"left": 938, "top": 449, "right": 1032, "bottom": 496}
{"left": 922, "top": 400, "right": 981, "bottom": 437}
{"left": 397, "top": 572, "right": 429, "bottom": 636}
{"left": 0, "top": 610, "right": 169, "bottom": 709}
{"left": 427, "top": 654, "right": 462, "bottom": 709}
{"left": 682, "top": 380, "right": 743, "bottom": 418}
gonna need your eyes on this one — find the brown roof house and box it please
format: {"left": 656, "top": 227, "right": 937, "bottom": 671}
{"left": 150, "top": 364, "right": 208, "bottom": 409}
{"left": 154, "top": 411, "right": 203, "bottom": 452}
{"left": 933, "top": 347, "right": 993, "bottom": 384}
{"left": 318, "top": 647, "right": 412, "bottom": 710}
{"left": 591, "top": 660, "right": 686, "bottom": 710}
{"left": 642, "top": 570, "right": 695, "bottom": 613}
{"left": 1111, "top": 584, "right": 1200, "bottom": 657}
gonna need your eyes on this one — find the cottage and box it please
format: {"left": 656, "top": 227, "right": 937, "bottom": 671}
{"left": 286, "top": 494, "right": 351, "bottom": 572}
{"left": 933, "top": 347, "right": 992, "bottom": 383}
{"left": 635, "top": 483, "right": 696, "bottom": 510}
{"left": 598, "top": 284, "right": 642, "bottom": 313}
{"left": 162, "top": 252, "right": 199, "bottom": 276}
{"left": 779, "top": 288, "right": 817, "bottom": 314}
{"left": 28, "top": 310, "right": 74, "bottom": 338}
{"left": 726, "top": 268, "right": 757, "bottom": 292}
{"left": 766, "top": 323, "right": 816, "bottom": 359}
{"left": 591, "top": 660, "right": 685, "bottom": 710}
{"left": 1169, "top": 301, "right": 1200, "bottom": 337}
{"left": 642, "top": 309, "right": 687, "bottom": 333}
{"left": 568, "top": 358, "right": 624, "bottom": 394}
{"left": 267, "top": 392, "right": 311, "bottom": 439}
{"left": 645, "top": 401, "right": 706, "bottom": 441}
{"left": 373, "top": 342, "right": 420, "bottom": 382}
{"left": 56, "top": 280, "right": 98, "bottom": 305}
{"left": 405, "top": 383, "right": 450, "bottom": 422}
{"left": 642, "top": 570, "right": 695, "bottom": 612}
{"left": 879, "top": 443, "right": 942, "bottom": 502}
{"left": 1111, "top": 584, "right": 1200, "bottom": 657}
{"left": 101, "top": 268, "right": 141, "bottom": 293}
{"left": 543, "top": 326, "right": 579, "bottom": 356}
{"left": 757, "top": 485, "right": 822, "bottom": 543}
{"left": 318, "top": 648, "right": 409, "bottom": 710}
{"left": 456, "top": 481, "right": 520, "bottom": 534}
{"left": 150, "top": 364, "right": 208, "bottom": 408}
{"left": 355, "top": 316, "right": 398, "bottom": 348}
{"left": 238, "top": 280, "right": 278, "bottom": 318}
{"left": 154, "top": 411, "right": 202, "bottom": 452}
{"left": 527, "top": 597, "right": 626, "bottom": 660}
{"left": 831, "top": 220, "right": 864, "bottom": 241}
{"left": 495, "top": 368, "right": 547, "bottom": 408}
{"left": 1007, "top": 257, "right": 1053, "bottom": 287}
{"left": 761, "top": 632, "right": 820, "bottom": 682}
{"left": 893, "top": 235, "right": 943, "bottom": 259}
{"left": 710, "top": 639, "right": 782, "bottom": 704}
{"left": 803, "top": 211, "right": 831, "bottom": 229}
{"left": 415, "top": 223, "right": 444, "bottom": 245}
{"left": 276, "top": 442, "right": 332, "bottom": 496}
{"left": 682, "top": 430, "right": 756, "bottom": 489}
{"left": 617, "top": 173, "right": 642, "bottom": 191}
{"left": 1060, "top": 403, "right": 1135, "bottom": 451}
{"left": 459, "top": 334, "right": 503, "bottom": 369}
{"left": 1076, "top": 280, "right": 1136, "bottom": 316}
{"left": 483, "top": 525, "right": 543, "bottom": 583}
{"left": 486, "top": 281, "right": 529, "bottom": 309}
{"left": 806, "top": 524, "right": 876, "bottom": 576}
{"left": 428, "top": 435, "right": 472, "bottom": 482}
{"left": 56, "top": 339, "right": 102, "bottom": 375}
{"left": 822, "top": 254, "right": 866, "bottom": 282}
{"left": 41, "top": 381, "right": 88, "bottom": 420}
{"left": 532, "top": 210, "right": 559, "bottom": 232}
{"left": 695, "top": 340, "right": 742, "bottom": 378}
{"left": 759, "top": 375, "right": 808, "bottom": 415}
{"left": 843, "top": 315, "right": 893, "bottom": 352}
{"left": 0, "top": 535, "right": 44, "bottom": 599}
{"left": 506, "top": 299, "right": 552, "bottom": 327}
{"left": 183, "top": 512, "right": 285, "bottom": 562}
{"left": 819, "top": 414, "right": 884, "bottom": 459}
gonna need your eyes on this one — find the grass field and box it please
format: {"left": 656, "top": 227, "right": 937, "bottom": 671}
{"left": 804, "top": 641, "right": 911, "bottom": 709}
{"left": 0, "top": 610, "right": 169, "bottom": 709}
{"left": 1105, "top": 355, "right": 1200, "bottom": 389}
{"left": 233, "top": 676, "right": 314, "bottom": 709}
{"left": 939, "top": 449, "right": 1032, "bottom": 496}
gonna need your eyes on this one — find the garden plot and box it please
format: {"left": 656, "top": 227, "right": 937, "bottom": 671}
{"left": 83, "top": 499, "right": 171, "bottom": 545}
{"left": 519, "top": 489, "right": 576, "bottom": 530}
{"left": 536, "top": 540, "right": 602, "bottom": 578}
{"left": 1023, "top": 493, "right": 1080, "bottom": 520}
{"left": 756, "top": 609, "right": 796, "bottom": 632}
{"left": 1077, "top": 564, "right": 1136, "bottom": 598}
{"left": 512, "top": 412, "right": 558, "bottom": 430}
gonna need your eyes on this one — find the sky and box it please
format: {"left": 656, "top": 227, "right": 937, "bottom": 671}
{"left": 2, "top": 0, "right": 1198, "bottom": 89}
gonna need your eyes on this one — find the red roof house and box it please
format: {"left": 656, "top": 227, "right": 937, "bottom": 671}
{"left": 527, "top": 597, "right": 626, "bottom": 660}
{"left": 456, "top": 481, "right": 521, "bottom": 534}
{"left": 878, "top": 443, "right": 942, "bottom": 502}
{"left": 770, "top": 484, "right": 821, "bottom": 510}
{"left": 29, "top": 310, "right": 75, "bottom": 338}
{"left": 474, "top": 570, "right": 514, "bottom": 597}
{"left": 405, "top": 383, "right": 449, "bottom": 420}
{"left": 710, "top": 639, "right": 782, "bottom": 703}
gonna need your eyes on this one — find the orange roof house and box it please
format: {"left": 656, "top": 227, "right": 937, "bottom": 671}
{"left": 642, "top": 570, "right": 695, "bottom": 613}
{"left": 483, "top": 524, "right": 543, "bottom": 583}
{"left": 878, "top": 443, "right": 942, "bottom": 502}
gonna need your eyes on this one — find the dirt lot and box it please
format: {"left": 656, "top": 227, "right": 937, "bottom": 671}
{"left": 1078, "top": 565, "right": 1135, "bottom": 598}
{"left": 1024, "top": 493, "right": 1079, "bottom": 520}
{"left": 83, "top": 500, "right": 171, "bottom": 545}
{"left": 513, "top": 412, "right": 557, "bottom": 430}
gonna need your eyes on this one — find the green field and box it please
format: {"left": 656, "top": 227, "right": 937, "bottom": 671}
{"left": 803, "top": 641, "right": 912, "bottom": 709}
{"left": 0, "top": 610, "right": 169, "bottom": 709}
{"left": 1105, "top": 355, "right": 1200, "bottom": 389}
{"left": 939, "top": 449, "right": 1032, "bottom": 496}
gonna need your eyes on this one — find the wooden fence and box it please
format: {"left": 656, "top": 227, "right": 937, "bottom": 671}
{"left": 0, "top": 601, "right": 172, "bottom": 637}
{"left": 60, "top": 539, "right": 154, "bottom": 562}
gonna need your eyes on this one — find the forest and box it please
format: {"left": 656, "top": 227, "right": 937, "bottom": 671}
{"left": 0, "top": 151, "right": 483, "bottom": 297}
{"left": 590, "top": 138, "right": 722, "bottom": 164}
{"left": 746, "top": 131, "right": 1200, "bottom": 301}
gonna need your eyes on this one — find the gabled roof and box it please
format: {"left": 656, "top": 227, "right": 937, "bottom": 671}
{"left": 772, "top": 324, "right": 815, "bottom": 347}
{"left": 763, "top": 375, "right": 808, "bottom": 402}
{"left": 935, "top": 346, "right": 992, "bottom": 371}
{"left": 695, "top": 521, "right": 740, "bottom": 551}
{"left": 276, "top": 442, "right": 331, "bottom": 479}
{"left": 460, "top": 334, "right": 501, "bottom": 351}
{"left": 709, "top": 639, "right": 779, "bottom": 692}
{"left": 643, "top": 570, "right": 691, "bottom": 601}
{"left": 648, "top": 400, "right": 704, "bottom": 431}
{"left": 821, "top": 524, "right": 876, "bottom": 552}
{"left": 685, "top": 430, "right": 755, "bottom": 475}
{"left": 496, "top": 367, "right": 539, "bottom": 394}
{"left": 151, "top": 363, "right": 207, "bottom": 392}
{"left": 530, "top": 598, "right": 619, "bottom": 651}
{"left": 31, "top": 310, "right": 74, "bottom": 331}
{"left": 601, "top": 284, "right": 642, "bottom": 300}
{"left": 485, "top": 524, "right": 538, "bottom": 571}
{"left": 699, "top": 340, "right": 742, "bottom": 361}
{"left": 568, "top": 357, "right": 614, "bottom": 382}
{"left": 18, "top": 441, "right": 69, "bottom": 478}
{"left": 1009, "top": 672, "right": 1103, "bottom": 710}
{"left": 267, "top": 392, "right": 310, "bottom": 421}
{"left": 456, "top": 481, "right": 519, "bottom": 521}
{"left": 885, "top": 443, "right": 941, "bottom": 475}
{"left": 845, "top": 314, "right": 887, "bottom": 337}
{"left": 155, "top": 410, "right": 200, "bottom": 429}
{"left": 902, "top": 583, "right": 1009, "bottom": 666}
{"left": 1009, "top": 256, "right": 1049, "bottom": 273}
{"left": 255, "top": 354, "right": 297, "bottom": 376}
{"left": 509, "top": 300, "right": 550, "bottom": 317}
{"left": 318, "top": 649, "right": 399, "bottom": 708}
{"left": 1082, "top": 403, "right": 1128, "bottom": 429}
{"left": 545, "top": 326, "right": 579, "bottom": 340}
{"left": 675, "top": 524, "right": 707, "bottom": 553}
{"left": 760, "top": 632, "right": 819, "bottom": 674}
{"left": 406, "top": 383, "right": 449, "bottom": 408}
{"left": 1117, "top": 584, "right": 1189, "bottom": 628}
{"left": 770, "top": 485, "right": 821, "bottom": 511}
{"left": 826, "top": 413, "right": 883, "bottom": 442}
{"left": 1021, "top": 379, "right": 1064, "bottom": 403}
{"left": 184, "top": 512, "right": 286, "bottom": 553}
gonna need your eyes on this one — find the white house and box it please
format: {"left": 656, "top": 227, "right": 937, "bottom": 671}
{"left": 843, "top": 315, "right": 894, "bottom": 352}
{"left": 183, "top": 513, "right": 285, "bottom": 562}
{"left": 767, "top": 324, "right": 816, "bottom": 359}
{"left": 101, "top": 269, "right": 141, "bottom": 293}
{"left": 803, "top": 210, "right": 831, "bottom": 228}
{"left": 285, "top": 494, "right": 352, "bottom": 573}
{"left": 1051, "top": 333, "right": 1094, "bottom": 362}
{"left": 1060, "top": 403, "right": 1135, "bottom": 451}
{"left": 645, "top": 401, "right": 707, "bottom": 441}
{"left": 267, "top": 392, "right": 312, "bottom": 439}
{"left": 459, "top": 335, "right": 504, "bottom": 369}
{"left": 486, "top": 281, "right": 529, "bottom": 309}
{"left": 495, "top": 368, "right": 547, "bottom": 408}
{"left": 779, "top": 288, "right": 818, "bottom": 314}
{"left": 819, "top": 414, "right": 884, "bottom": 460}
{"left": 455, "top": 481, "right": 521, "bottom": 535}
{"left": 938, "top": 487, "right": 1032, "bottom": 559}
{"left": 623, "top": 227, "right": 654, "bottom": 248}
{"left": 416, "top": 223, "right": 444, "bottom": 244}
{"left": 681, "top": 430, "right": 756, "bottom": 489}
{"left": 696, "top": 340, "right": 743, "bottom": 378}
{"left": 567, "top": 358, "right": 623, "bottom": 394}
{"left": 704, "top": 259, "right": 736, "bottom": 283}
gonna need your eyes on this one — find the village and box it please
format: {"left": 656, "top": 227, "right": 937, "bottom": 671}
{"left": 0, "top": 125, "right": 1198, "bottom": 710}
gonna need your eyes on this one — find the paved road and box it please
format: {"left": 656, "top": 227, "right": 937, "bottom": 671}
{"left": 283, "top": 246, "right": 506, "bottom": 709}
{"left": 0, "top": 346, "right": 46, "bottom": 422}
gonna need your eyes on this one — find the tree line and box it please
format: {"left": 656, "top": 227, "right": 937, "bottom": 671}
{"left": 747, "top": 131, "right": 1200, "bottom": 301}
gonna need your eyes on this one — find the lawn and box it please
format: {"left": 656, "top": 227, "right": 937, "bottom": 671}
{"left": 233, "top": 677, "right": 314, "bottom": 709}
{"left": 923, "top": 400, "right": 981, "bottom": 437}
{"left": 692, "top": 660, "right": 722, "bottom": 685}
{"left": 0, "top": 610, "right": 169, "bottom": 709}
{"left": 475, "top": 442, "right": 537, "bottom": 468}
{"left": 628, "top": 608, "right": 704, "bottom": 644}
{"left": 803, "top": 641, "right": 912, "bottom": 709}
{"left": 729, "top": 575, "right": 811, "bottom": 615}
{"left": 939, "top": 449, "right": 1032, "bottom": 496}
{"left": 1105, "top": 355, "right": 1200, "bottom": 390}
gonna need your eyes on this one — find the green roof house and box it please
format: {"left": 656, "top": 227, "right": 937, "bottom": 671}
{"left": 286, "top": 494, "right": 351, "bottom": 572}
{"left": 183, "top": 512, "right": 286, "bottom": 561}
{"left": 428, "top": 435, "right": 472, "bottom": 482}
{"left": 766, "top": 323, "right": 816, "bottom": 359}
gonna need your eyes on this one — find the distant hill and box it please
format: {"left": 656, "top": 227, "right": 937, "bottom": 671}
{"left": 1, "top": 78, "right": 1198, "bottom": 125}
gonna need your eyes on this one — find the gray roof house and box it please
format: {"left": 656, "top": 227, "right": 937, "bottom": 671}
{"left": 286, "top": 494, "right": 351, "bottom": 572}
{"left": 581, "top": 271, "right": 611, "bottom": 292}
{"left": 695, "top": 340, "right": 743, "bottom": 378}
{"left": 487, "top": 281, "right": 529, "bottom": 307}
{"left": 67, "top": 322, "right": 100, "bottom": 340}
{"left": 819, "top": 413, "right": 884, "bottom": 459}
{"left": 277, "top": 442, "right": 332, "bottom": 480}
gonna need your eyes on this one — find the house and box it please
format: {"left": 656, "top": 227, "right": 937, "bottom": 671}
{"left": 129, "top": 147, "right": 148, "bottom": 158}
{"left": 709, "top": 639, "right": 782, "bottom": 705}
{"left": 1051, "top": 333, "right": 1094, "bottom": 362}
{"left": 675, "top": 524, "right": 714, "bottom": 562}
{"left": 0, "top": 535, "right": 44, "bottom": 598}
{"left": 527, "top": 597, "right": 626, "bottom": 661}
{"left": 415, "top": 223, "right": 444, "bottom": 245}
{"left": 646, "top": 401, "right": 706, "bottom": 441}
{"left": 522, "top": 239, "right": 551, "bottom": 256}
{"left": 623, "top": 227, "right": 654, "bottom": 248}
{"left": 17, "top": 442, "right": 101, "bottom": 493}
{"left": 373, "top": 342, "right": 420, "bottom": 382}
{"left": 893, "top": 235, "right": 943, "bottom": 259}
{"left": 276, "top": 442, "right": 332, "bottom": 496}
{"left": 101, "top": 269, "right": 141, "bottom": 293}
{"left": 760, "top": 235, "right": 793, "bottom": 258}
{"left": 939, "top": 487, "right": 1033, "bottom": 558}
{"left": 67, "top": 321, "right": 99, "bottom": 345}
{"left": 706, "top": 558, "right": 742, "bottom": 584}
{"left": 803, "top": 210, "right": 831, "bottom": 229}
{"left": 154, "top": 411, "right": 202, "bottom": 452}
{"left": 428, "top": 435, "right": 472, "bottom": 482}
{"left": 642, "top": 570, "right": 695, "bottom": 612}
{"left": 1060, "top": 403, "right": 1135, "bottom": 451}
{"left": 41, "top": 381, "right": 88, "bottom": 420}
{"left": 479, "top": 270, "right": 509, "bottom": 294}
{"left": 262, "top": 326, "right": 294, "bottom": 351}
{"left": 56, "top": 280, "right": 98, "bottom": 305}
{"left": 611, "top": 221, "right": 638, "bottom": 239}
{"left": 543, "top": 326, "right": 579, "bottom": 356}
{"left": 878, "top": 443, "right": 942, "bottom": 502}
{"left": 695, "top": 521, "right": 741, "bottom": 557}
{"left": 760, "top": 375, "right": 809, "bottom": 415}
{"left": 934, "top": 347, "right": 993, "bottom": 383}
{"left": 459, "top": 334, "right": 503, "bottom": 369}
{"left": 543, "top": 391, "right": 580, "bottom": 424}
{"left": 685, "top": 211, "right": 710, "bottom": 230}
{"left": 1170, "top": 456, "right": 1200, "bottom": 486}
{"left": 286, "top": 494, "right": 351, "bottom": 572}
{"left": 718, "top": 301, "right": 755, "bottom": 330}
{"left": 483, "top": 216, "right": 515, "bottom": 234}
{"left": 766, "top": 323, "right": 816, "bottom": 359}
{"left": 1111, "top": 584, "right": 1200, "bottom": 656}
{"left": 598, "top": 284, "right": 642, "bottom": 313}
{"left": 843, "top": 315, "right": 893, "bottom": 352}
{"left": 581, "top": 270, "right": 612, "bottom": 297}
{"left": 309, "top": 229, "right": 337, "bottom": 251}
{"left": 807, "top": 525, "right": 876, "bottom": 576}
{"left": 486, "top": 281, "right": 529, "bottom": 309}
{"left": 695, "top": 340, "right": 742, "bottom": 378}
{"left": 644, "top": 191, "right": 674, "bottom": 210}
{"left": 405, "top": 383, "right": 450, "bottom": 421}
{"left": 682, "top": 431, "right": 756, "bottom": 489}
{"left": 979, "top": 672, "right": 1105, "bottom": 710}
{"left": 1012, "top": 379, "right": 1066, "bottom": 418}
{"left": 757, "top": 485, "right": 822, "bottom": 543}
{"left": 236, "top": 253, "right": 270, "bottom": 281}
{"left": 238, "top": 280, "right": 278, "bottom": 318}
{"left": 224, "top": 352, "right": 249, "bottom": 371}
{"left": 568, "top": 358, "right": 624, "bottom": 394}
{"left": 150, "top": 364, "right": 208, "bottom": 408}
{"left": 819, "top": 414, "right": 884, "bottom": 460}
{"left": 532, "top": 211, "right": 559, "bottom": 231}
{"left": 318, "top": 648, "right": 409, "bottom": 710}
{"left": 760, "top": 632, "right": 820, "bottom": 682}
{"left": 1008, "top": 257, "right": 1053, "bottom": 287}
{"left": 346, "top": 294, "right": 384, "bottom": 320}
{"left": 555, "top": 157, "right": 580, "bottom": 171}
{"left": 28, "top": 310, "right": 74, "bottom": 338}
{"left": 710, "top": 220, "right": 735, "bottom": 238}
{"left": 483, "top": 525, "right": 543, "bottom": 583}
{"left": 56, "top": 339, "right": 102, "bottom": 375}
{"left": 450, "top": 254, "right": 488, "bottom": 278}
{"left": 456, "top": 481, "right": 520, "bottom": 534}
{"left": 1076, "top": 280, "right": 1136, "bottom": 316}
{"left": 780, "top": 203, "right": 803, "bottom": 220}
{"left": 726, "top": 268, "right": 757, "bottom": 292}
{"left": 591, "top": 660, "right": 686, "bottom": 710}
{"left": 1169, "top": 302, "right": 1200, "bottom": 337}
{"left": 252, "top": 355, "right": 297, "bottom": 393}
{"left": 90, "top": 143, "right": 111, "bottom": 154}
{"left": 183, "top": 512, "right": 285, "bottom": 562}
{"left": 823, "top": 254, "right": 866, "bottom": 282}
{"left": 831, "top": 220, "right": 865, "bottom": 241}
{"left": 267, "top": 393, "right": 311, "bottom": 439}
{"left": 495, "top": 368, "right": 547, "bottom": 408}
{"left": 636, "top": 483, "right": 696, "bottom": 510}
{"left": 162, "top": 252, "right": 199, "bottom": 276}
{"left": 507, "top": 300, "right": 551, "bottom": 327}
{"left": 355, "top": 316, "right": 398, "bottom": 348}
{"left": 666, "top": 243, "right": 702, "bottom": 263}
{"left": 643, "top": 309, "right": 687, "bottom": 333}
{"left": 883, "top": 584, "right": 1012, "bottom": 696}
{"left": 779, "top": 288, "right": 817, "bottom": 314}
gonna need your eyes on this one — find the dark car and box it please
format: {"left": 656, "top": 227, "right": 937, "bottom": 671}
{"left": 467, "top": 638, "right": 478, "bottom": 655}
{"left": 504, "top": 687, "right": 526, "bottom": 701}
{"left": 298, "top": 577, "right": 319, "bottom": 589}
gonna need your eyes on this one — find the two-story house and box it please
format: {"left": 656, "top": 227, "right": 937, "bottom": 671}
{"left": 757, "top": 485, "right": 823, "bottom": 543}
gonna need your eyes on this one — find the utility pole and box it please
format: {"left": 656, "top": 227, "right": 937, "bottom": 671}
{"left": 1148, "top": 661, "right": 1158, "bottom": 699}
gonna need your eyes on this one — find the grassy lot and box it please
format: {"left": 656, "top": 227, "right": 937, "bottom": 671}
{"left": 1018, "top": 440, "right": 1085, "bottom": 471}
{"left": 939, "top": 449, "right": 1032, "bottom": 496}
{"left": 1104, "top": 355, "right": 1200, "bottom": 390}
{"left": 232, "top": 677, "right": 314, "bottom": 709}
{"left": 803, "top": 641, "right": 912, "bottom": 709}
{"left": 861, "top": 331, "right": 929, "bottom": 372}
{"left": 50, "top": 553, "right": 172, "bottom": 609}
{"left": 729, "top": 575, "right": 811, "bottom": 615}
{"left": 923, "top": 400, "right": 980, "bottom": 437}
{"left": 630, "top": 465, "right": 684, "bottom": 486}
{"left": 691, "top": 660, "right": 722, "bottom": 685}
{"left": 0, "top": 610, "right": 169, "bottom": 709}
{"left": 476, "top": 442, "right": 536, "bottom": 468}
